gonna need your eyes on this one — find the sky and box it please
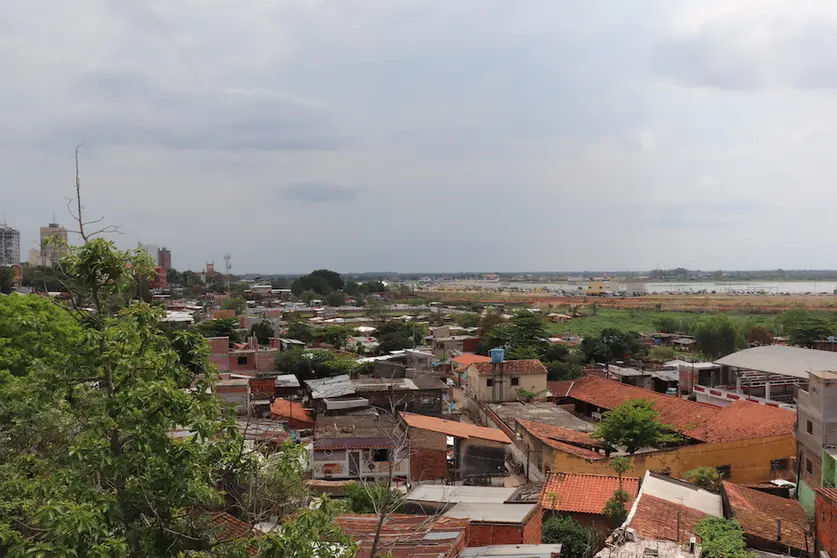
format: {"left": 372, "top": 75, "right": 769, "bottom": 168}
{"left": 4, "top": 0, "right": 837, "bottom": 273}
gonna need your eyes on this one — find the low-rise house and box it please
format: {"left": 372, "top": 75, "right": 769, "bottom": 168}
{"left": 516, "top": 419, "right": 608, "bottom": 474}
{"left": 215, "top": 373, "right": 252, "bottom": 415}
{"left": 616, "top": 471, "right": 722, "bottom": 544}
{"left": 310, "top": 414, "right": 409, "bottom": 481}
{"left": 353, "top": 376, "right": 449, "bottom": 417}
{"left": 402, "top": 486, "right": 542, "bottom": 548}
{"left": 451, "top": 353, "right": 491, "bottom": 386}
{"left": 562, "top": 375, "right": 796, "bottom": 483}
{"left": 208, "top": 336, "right": 280, "bottom": 372}
{"left": 540, "top": 472, "right": 640, "bottom": 529}
{"left": 465, "top": 359, "right": 548, "bottom": 403}
{"left": 815, "top": 488, "right": 837, "bottom": 558}
{"left": 433, "top": 335, "right": 480, "bottom": 355}
{"left": 269, "top": 398, "right": 315, "bottom": 430}
{"left": 722, "top": 481, "right": 811, "bottom": 556}
{"left": 400, "top": 412, "right": 512, "bottom": 482}
{"left": 335, "top": 514, "right": 470, "bottom": 558}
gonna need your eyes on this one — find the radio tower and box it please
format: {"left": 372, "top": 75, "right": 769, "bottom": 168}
{"left": 223, "top": 253, "right": 232, "bottom": 293}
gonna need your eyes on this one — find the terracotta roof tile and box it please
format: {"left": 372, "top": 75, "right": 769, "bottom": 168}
{"left": 568, "top": 375, "right": 795, "bottom": 443}
{"left": 548, "top": 380, "right": 575, "bottom": 398}
{"left": 816, "top": 487, "right": 837, "bottom": 502}
{"left": 540, "top": 472, "right": 639, "bottom": 514}
{"left": 400, "top": 412, "right": 512, "bottom": 444}
{"left": 270, "top": 399, "right": 314, "bottom": 426}
{"left": 629, "top": 494, "right": 709, "bottom": 543}
{"left": 336, "top": 514, "right": 469, "bottom": 558}
{"left": 471, "top": 359, "right": 548, "bottom": 376}
{"left": 516, "top": 419, "right": 606, "bottom": 459}
{"left": 685, "top": 400, "right": 795, "bottom": 444}
{"left": 451, "top": 353, "right": 491, "bottom": 366}
{"left": 211, "top": 512, "right": 255, "bottom": 545}
{"left": 723, "top": 481, "right": 810, "bottom": 551}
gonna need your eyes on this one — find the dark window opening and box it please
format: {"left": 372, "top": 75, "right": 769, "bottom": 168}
{"left": 806, "top": 459, "right": 813, "bottom": 475}
{"left": 771, "top": 459, "right": 789, "bottom": 471}
{"left": 807, "top": 420, "right": 813, "bottom": 434}
{"left": 486, "top": 379, "right": 494, "bottom": 387}
{"left": 511, "top": 377, "right": 520, "bottom": 386}
{"left": 716, "top": 465, "right": 731, "bottom": 478}
{"left": 372, "top": 449, "right": 389, "bottom": 462}
{"left": 420, "top": 396, "right": 435, "bottom": 408}
{"left": 237, "top": 356, "right": 248, "bottom": 365}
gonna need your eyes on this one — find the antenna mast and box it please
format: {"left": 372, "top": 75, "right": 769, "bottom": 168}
{"left": 223, "top": 252, "right": 232, "bottom": 293}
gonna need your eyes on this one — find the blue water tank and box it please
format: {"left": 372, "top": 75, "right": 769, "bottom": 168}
{"left": 489, "top": 347, "right": 505, "bottom": 364}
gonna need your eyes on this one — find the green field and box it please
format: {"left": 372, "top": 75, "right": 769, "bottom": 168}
{"left": 544, "top": 307, "right": 775, "bottom": 338}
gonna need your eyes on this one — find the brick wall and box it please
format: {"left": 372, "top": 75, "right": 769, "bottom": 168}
{"left": 816, "top": 491, "right": 837, "bottom": 557}
{"left": 522, "top": 506, "right": 543, "bottom": 544}
{"left": 250, "top": 378, "right": 275, "bottom": 395}
{"left": 466, "top": 523, "right": 524, "bottom": 547}
{"left": 207, "top": 337, "right": 230, "bottom": 371}
{"left": 410, "top": 446, "right": 448, "bottom": 481}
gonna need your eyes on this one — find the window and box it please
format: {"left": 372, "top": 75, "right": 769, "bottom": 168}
{"left": 372, "top": 449, "right": 389, "bottom": 462}
{"left": 771, "top": 459, "right": 789, "bottom": 471}
{"left": 716, "top": 465, "right": 731, "bottom": 478}
{"left": 806, "top": 459, "right": 813, "bottom": 475}
{"left": 237, "top": 356, "right": 248, "bottom": 365}
{"left": 420, "top": 396, "right": 435, "bottom": 408}
{"left": 486, "top": 378, "right": 494, "bottom": 387}
{"left": 511, "top": 377, "right": 520, "bottom": 386}
{"left": 807, "top": 420, "right": 813, "bottom": 434}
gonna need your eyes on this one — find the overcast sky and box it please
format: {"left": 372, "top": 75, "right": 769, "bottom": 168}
{"left": 4, "top": 0, "right": 837, "bottom": 273}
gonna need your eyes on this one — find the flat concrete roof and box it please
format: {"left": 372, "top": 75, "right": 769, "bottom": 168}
{"left": 406, "top": 485, "right": 516, "bottom": 504}
{"left": 443, "top": 503, "right": 536, "bottom": 524}
{"left": 488, "top": 402, "right": 595, "bottom": 433}
{"left": 715, "top": 345, "right": 837, "bottom": 379}
{"left": 641, "top": 472, "right": 723, "bottom": 516}
{"left": 461, "top": 545, "right": 563, "bottom": 558}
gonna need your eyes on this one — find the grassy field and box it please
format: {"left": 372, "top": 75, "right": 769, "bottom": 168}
{"left": 544, "top": 307, "right": 776, "bottom": 338}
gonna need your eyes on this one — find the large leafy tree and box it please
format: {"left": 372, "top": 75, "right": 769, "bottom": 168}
{"left": 694, "top": 517, "right": 751, "bottom": 558}
{"left": 694, "top": 316, "right": 746, "bottom": 359}
{"left": 542, "top": 516, "right": 594, "bottom": 558}
{"left": 580, "top": 328, "right": 646, "bottom": 363}
{"left": 593, "top": 399, "right": 681, "bottom": 454}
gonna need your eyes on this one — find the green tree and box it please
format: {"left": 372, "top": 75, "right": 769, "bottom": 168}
{"left": 310, "top": 269, "right": 344, "bottom": 291}
{"left": 0, "top": 266, "right": 13, "bottom": 294}
{"left": 287, "top": 322, "right": 314, "bottom": 343}
{"left": 250, "top": 321, "right": 274, "bottom": 346}
{"left": 343, "top": 482, "right": 404, "bottom": 514}
{"left": 455, "top": 312, "right": 480, "bottom": 328}
{"left": 649, "top": 346, "right": 678, "bottom": 361}
{"left": 478, "top": 311, "right": 548, "bottom": 356}
{"left": 694, "top": 517, "right": 751, "bottom": 558}
{"left": 694, "top": 316, "right": 746, "bottom": 359}
{"left": 602, "top": 456, "right": 632, "bottom": 526}
{"left": 542, "top": 516, "right": 594, "bottom": 558}
{"left": 222, "top": 296, "right": 247, "bottom": 314}
{"left": 580, "top": 328, "right": 647, "bottom": 363}
{"left": 274, "top": 349, "right": 359, "bottom": 382}
{"left": 776, "top": 309, "right": 834, "bottom": 348}
{"left": 196, "top": 317, "right": 243, "bottom": 343}
{"left": 593, "top": 399, "right": 681, "bottom": 454}
{"left": 321, "top": 325, "right": 353, "bottom": 348}
{"left": 326, "top": 291, "right": 346, "bottom": 307}
{"left": 684, "top": 466, "right": 723, "bottom": 492}
{"left": 376, "top": 321, "right": 424, "bottom": 353}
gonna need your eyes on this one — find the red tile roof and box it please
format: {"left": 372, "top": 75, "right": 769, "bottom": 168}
{"left": 451, "top": 353, "right": 491, "bottom": 367}
{"left": 684, "top": 400, "right": 796, "bottom": 444}
{"left": 270, "top": 399, "right": 314, "bottom": 426}
{"left": 723, "top": 481, "right": 810, "bottom": 551}
{"left": 470, "top": 359, "right": 548, "bottom": 376}
{"left": 211, "top": 512, "right": 258, "bottom": 554}
{"left": 516, "top": 419, "right": 605, "bottom": 459}
{"left": 548, "top": 380, "right": 575, "bottom": 398}
{"left": 400, "top": 412, "right": 512, "bottom": 444}
{"left": 629, "top": 494, "right": 709, "bottom": 543}
{"left": 568, "top": 375, "right": 795, "bottom": 443}
{"left": 816, "top": 487, "right": 837, "bottom": 502}
{"left": 336, "top": 514, "right": 469, "bottom": 558}
{"left": 540, "top": 472, "right": 639, "bottom": 514}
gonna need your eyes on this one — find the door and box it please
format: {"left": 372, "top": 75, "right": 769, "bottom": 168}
{"left": 348, "top": 451, "right": 361, "bottom": 477}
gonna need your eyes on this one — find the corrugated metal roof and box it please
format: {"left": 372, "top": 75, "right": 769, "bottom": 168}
{"left": 714, "top": 345, "right": 837, "bottom": 379}
{"left": 305, "top": 374, "right": 355, "bottom": 399}
{"left": 442, "top": 502, "right": 536, "bottom": 524}
{"left": 400, "top": 412, "right": 512, "bottom": 444}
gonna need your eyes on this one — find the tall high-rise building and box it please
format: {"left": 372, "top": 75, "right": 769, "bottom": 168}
{"left": 40, "top": 221, "right": 68, "bottom": 266}
{"left": 0, "top": 224, "right": 21, "bottom": 265}
{"left": 28, "top": 248, "right": 41, "bottom": 266}
{"left": 139, "top": 243, "right": 160, "bottom": 264}
{"left": 158, "top": 247, "right": 171, "bottom": 270}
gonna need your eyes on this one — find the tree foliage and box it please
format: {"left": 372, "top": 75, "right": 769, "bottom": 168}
{"left": 542, "top": 516, "right": 594, "bottom": 558}
{"left": 602, "top": 489, "right": 630, "bottom": 525}
{"left": 291, "top": 270, "right": 344, "bottom": 297}
{"left": 580, "top": 328, "right": 646, "bottom": 363}
{"left": 273, "top": 349, "right": 359, "bottom": 382}
{"left": 593, "top": 399, "right": 681, "bottom": 454}
{"left": 250, "top": 321, "right": 274, "bottom": 346}
{"left": 775, "top": 308, "right": 834, "bottom": 348}
{"left": 286, "top": 322, "right": 315, "bottom": 343}
{"left": 343, "top": 482, "right": 404, "bottom": 514}
{"left": 694, "top": 517, "right": 751, "bottom": 558}
{"left": 196, "top": 317, "right": 243, "bottom": 343}
{"left": 694, "top": 316, "right": 746, "bottom": 359}
{"left": 376, "top": 321, "right": 425, "bottom": 354}
{"left": 320, "top": 325, "right": 353, "bottom": 348}
{"left": 684, "top": 466, "right": 723, "bottom": 492}
{"left": 0, "top": 266, "right": 13, "bottom": 294}
{"left": 221, "top": 296, "right": 247, "bottom": 314}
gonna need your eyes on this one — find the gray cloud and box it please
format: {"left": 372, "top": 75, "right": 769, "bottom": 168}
{"left": 52, "top": 70, "right": 345, "bottom": 151}
{"left": 280, "top": 182, "right": 363, "bottom": 203}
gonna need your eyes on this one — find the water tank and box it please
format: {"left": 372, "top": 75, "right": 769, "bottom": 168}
{"left": 489, "top": 347, "right": 505, "bottom": 364}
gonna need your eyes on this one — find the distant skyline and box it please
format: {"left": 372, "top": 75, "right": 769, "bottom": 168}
{"left": 5, "top": 1, "right": 837, "bottom": 272}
